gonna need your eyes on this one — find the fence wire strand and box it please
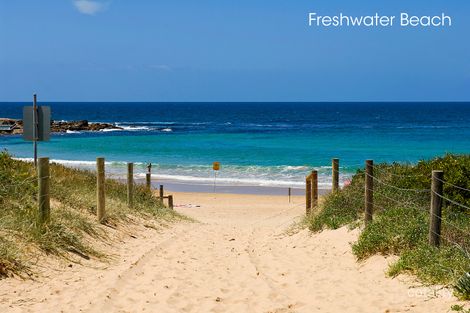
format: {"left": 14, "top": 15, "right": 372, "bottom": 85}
{"left": 432, "top": 190, "right": 470, "bottom": 211}
{"left": 434, "top": 177, "right": 470, "bottom": 193}
{"left": 368, "top": 171, "right": 469, "bottom": 265}
{"left": 370, "top": 164, "right": 432, "bottom": 179}
{"left": 366, "top": 172, "right": 430, "bottom": 193}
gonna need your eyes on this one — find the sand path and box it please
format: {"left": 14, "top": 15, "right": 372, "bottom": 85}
{"left": 0, "top": 192, "right": 459, "bottom": 312}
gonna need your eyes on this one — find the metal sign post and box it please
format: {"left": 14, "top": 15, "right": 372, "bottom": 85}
{"left": 33, "top": 94, "right": 38, "bottom": 167}
{"left": 23, "top": 94, "right": 51, "bottom": 168}
{"left": 213, "top": 162, "right": 220, "bottom": 193}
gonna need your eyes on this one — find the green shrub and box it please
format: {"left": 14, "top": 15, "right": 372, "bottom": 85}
{"left": 352, "top": 205, "right": 428, "bottom": 259}
{"left": 416, "top": 154, "right": 470, "bottom": 212}
{"left": 306, "top": 154, "right": 470, "bottom": 299}
{"left": 451, "top": 304, "right": 470, "bottom": 313}
{"left": 307, "top": 170, "right": 364, "bottom": 231}
{"left": 388, "top": 245, "right": 470, "bottom": 285}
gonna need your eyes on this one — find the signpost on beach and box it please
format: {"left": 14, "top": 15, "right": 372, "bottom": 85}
{"left": 213, "top": 162, "right": 220, "bottom": 192}
{"left": 23, "top": 94, "right": 51, "bottom": 168}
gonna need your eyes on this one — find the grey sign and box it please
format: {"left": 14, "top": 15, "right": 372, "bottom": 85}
{"left": 23, "top": 106, "right": 51, "bottom": 141}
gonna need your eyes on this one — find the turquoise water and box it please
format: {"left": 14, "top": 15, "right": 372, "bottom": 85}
{"left": 1, "top": 102, "right": 469, "bottom": 188}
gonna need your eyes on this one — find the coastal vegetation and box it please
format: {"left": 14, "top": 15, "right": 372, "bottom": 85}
{"left": 0, "top": 152, "right": 182, "bottom": 277}
{"left": 306, "top": 154, "right": 470, "bottom": 299}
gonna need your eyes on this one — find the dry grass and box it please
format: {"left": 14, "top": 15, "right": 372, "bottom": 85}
{"left": 0, "top": 152, "right": 185, "bottom": 278}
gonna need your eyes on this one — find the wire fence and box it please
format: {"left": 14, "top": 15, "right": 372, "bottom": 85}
{"left": 3, "top": 157, "right": 469, "bottom": 247}
{"left": 305, "top": 158, "right": 470, "bottom": 282}
{"left": 372, "top": 166, "right": 469, "bottom": 251}
{"left": 0, "top": 157, "right": 174, "bottom": 227}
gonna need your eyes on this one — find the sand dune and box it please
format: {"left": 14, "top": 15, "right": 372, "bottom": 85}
{"left": 0, "top": 192, "right": 460, "bottom": 312}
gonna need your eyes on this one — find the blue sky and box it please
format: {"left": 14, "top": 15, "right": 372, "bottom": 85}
{"left": 0, "top": 0, "right": 469, "bottom": 102}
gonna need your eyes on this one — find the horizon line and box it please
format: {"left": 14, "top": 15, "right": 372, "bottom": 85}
{"left": 1, "top": 100, "right": 470, "bottom": 104}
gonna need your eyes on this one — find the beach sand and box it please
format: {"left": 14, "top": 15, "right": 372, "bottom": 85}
{"left": 0, "top": 192, "right": 460, "bottom": 312}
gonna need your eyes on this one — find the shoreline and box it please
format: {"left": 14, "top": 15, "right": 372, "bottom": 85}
{"left": 143, "top": 178, "right": 330, "bottom": 196}
{"left": 12, "top": 157, "right": 344, "bottom": 195}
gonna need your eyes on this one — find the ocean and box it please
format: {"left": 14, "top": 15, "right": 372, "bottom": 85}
{"left": 1, "top": 102, "right": 469, "bottom": 190}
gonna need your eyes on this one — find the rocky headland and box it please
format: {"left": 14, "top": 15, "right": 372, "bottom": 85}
{"left": 0, "top": 118, "right": 122, "bottom": 135}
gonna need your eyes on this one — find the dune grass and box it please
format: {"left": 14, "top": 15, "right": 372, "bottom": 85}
{"left": 0, "top": 152, "right": 183, "bottom": 277}
{"left": 305, "top": 154, "right": 470, "bottom": 299}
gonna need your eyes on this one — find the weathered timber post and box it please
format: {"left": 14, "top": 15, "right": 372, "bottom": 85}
{"left": 168, "top": 195, "right": 174, "bottom": 209}
{"left": 127, "top": 162, "right": 134, "bottom": 208}
{"left": 146, "top": 173, "right": 151, "bottom": 191}
{"left": 159, "top": 185, "right": 164, "bottom": 203}
{"left": 365, "top": 159, "right": 373, "bottom": 225}
{"left": 429, "top": 170, "right": 444, "bottom": 247}
{"left": 96, "top": 157, "right": 106, "bottom": 223}
{"left": 38, "top": 157, "right": 50, "bottom": 224}
{"left": 288, "top": 187, "right": 291, "bottom": 203}
{"left": 311, "top": 170, "right": 318, "bottom": 209}
{"left": 306, "top": 173, "right": 312, "bottom": 215}
{"left": 332, "top": 158, "right": 339, "bottom": 193}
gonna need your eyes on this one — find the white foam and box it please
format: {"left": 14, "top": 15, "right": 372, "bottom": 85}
{"left": 52, "top": 159, "right": 97, "bottom": 166}
{"left": 135, "top": 173, "right": 307, "bottom": 188}
{"left": 119, "top": 126, "right": 151, "bottom": 131}
{"left": 14, "top": 158, "right": 143, "bottom": 167}
{"left": 281, "top": 165, "right": 310, "bottom": 171}
{"left": 13, "top": 157, "right": 353, "bottom": 189}
{"left": 99, "top": 128, "right": 123, "bottom": 132}
{"left": 117, "top": 121, "right": 176, "bottom": 125}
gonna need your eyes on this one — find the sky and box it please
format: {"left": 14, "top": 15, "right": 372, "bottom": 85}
{"left": 0, "top": 0, "right": 469, "bottom": 102}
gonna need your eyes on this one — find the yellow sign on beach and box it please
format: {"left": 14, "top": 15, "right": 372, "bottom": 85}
{"left": 213, "top": 162, "right": 220, "bottom": 171}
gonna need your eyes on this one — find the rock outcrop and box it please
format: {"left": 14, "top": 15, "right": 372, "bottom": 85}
{"left": 0, "top": 118, "right": 122, "bottom": 135}
{"left": 50, "top": 120, "right": 122, "bottom": 133}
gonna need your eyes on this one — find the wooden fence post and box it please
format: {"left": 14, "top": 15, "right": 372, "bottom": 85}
{"left": 127, "top": 162, "right": 134, "bottom": 208}
{"left": 429, "top": 170, "right": 444, "bottom": 247}
{"left": 365, "top": 159, "right": 373, "bottom": 225}
{"left": 38, "top": 157, "right": 50, "bottom": 224}
{"left": 332, "top": 158, "right": 339, "bottom": 193}
{"left": 96, "top": 157, "right": 106, "bottom": 223}
{"left": 312, "top": 170, "right": 318, "bottom": 209}
{"left": 168, "top": 195, "right": 174, "bottom": 209}
{"left": 159, "top": 185, "right": 164, "bottom": 203}
{"left": 146, "top": 173, "right": 151, "bottom": 191}
{"left": 306, "top": 174, "right": 312, "bottom": 215}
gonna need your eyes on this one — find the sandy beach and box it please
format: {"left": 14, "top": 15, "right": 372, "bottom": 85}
{"left": 0, "top": 191, "right": 460, "bottom": 313}
{"left": 2, "top": 1, "right": 469, "bottom": 311}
